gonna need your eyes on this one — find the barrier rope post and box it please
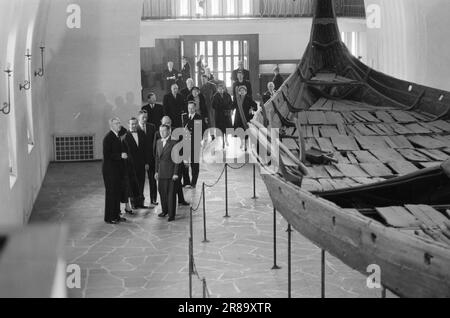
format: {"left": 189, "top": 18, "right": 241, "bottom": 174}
{"left": 189, "top": 207, "right": 193, "bottom": 298}
{"left": 287, "top": 224, "right": 292, "bottom": 298}
{"left": 201, "top": 183, "right": 209, "bottom": 243}
{"left": 321, "top": 249, "right": 326, "bottom": 298}
{"left": 224, "top": 164, "right": 230, "bottom": 218}
{"left": 272, "top": 208, "right": 281, "bottom": 270}
{"left": 202, "top": 278, "right": 207, "bottom": 298}
{"left": 251, "top": 164, "right": 258, "bottom": 199}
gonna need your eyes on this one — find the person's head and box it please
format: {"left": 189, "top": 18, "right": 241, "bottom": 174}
{"left": 171, "top": 84, "right": 179, "bottom": 95}
{"left": 109, "top": 117, "right": 122, "bottom": 133}
{"left": 161, "top": 116, "right": 172, "bottom": 127}
{"left": 201, "top": 74, "right": 208, "bottom": 84}
{"left": 205, "top": 67, "right": 212, "bottom": 75}
{"left": 186, "top": 78, "right": 194, "bottom": 89}
{"left": 192, "top": 87, "right": 200, "bottom": 97}
{"left": 217, "top": 83, "right": 226, "bottom": 94}
{"left": 267, "top": 81, "right": 275, "bottom": 92}
{"left": 237, "top": 71, "right": 244, "bottom": 82}
{"left": 238, "top": 86, "right": 247, "bottom": 96}
{"left": 199, "top": 55, "right": 204, "bottom": 61}
{"left": 129, "top": 117, "right": 138, "bottom": 132}
{"left": 147, "top": 92, "right": 156, "bottom": 104}
{"left": 182, "top": 56, "right": 187, "bottom": 64}
{"left": 273, "top": 66, "right": 280, "bottom": 75}
{"left": 187, "top": 102, "right": 196, "bottom": 115}
{"left": 159, "top": 124, "right": 171, "bottom": 139}
{"left": 238, "top": 60, "right": 244, "bottom": 69}
{"left": 138, "top": 111, "right": 148, "bottom": 126}
{"left": 167, "top": 61, "right": 174, "bottom": 70}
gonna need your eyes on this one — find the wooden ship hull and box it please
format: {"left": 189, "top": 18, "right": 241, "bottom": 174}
{"left": 249, "top": 0, "right": 450, "bottom": 297}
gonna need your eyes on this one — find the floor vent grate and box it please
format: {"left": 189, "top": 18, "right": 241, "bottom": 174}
{"left": 54, "top": 135, "right": 95, "bottom": 162}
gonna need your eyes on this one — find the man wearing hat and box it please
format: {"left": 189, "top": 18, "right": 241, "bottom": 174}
{"left": 231, "top": 60, "right": 250, "bottom": 83}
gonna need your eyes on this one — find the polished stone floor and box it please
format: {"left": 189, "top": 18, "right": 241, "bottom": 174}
{"left": 30, "top": 139, "right": 392, "bottom": 298}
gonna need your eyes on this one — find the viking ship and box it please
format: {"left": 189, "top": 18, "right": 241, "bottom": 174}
{"left": 249, "top": 0, "right": 450, "bottom": 297}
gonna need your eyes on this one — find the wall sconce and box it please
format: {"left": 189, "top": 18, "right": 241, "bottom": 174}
{"left": 2, "top": 66, "right": 12, "bottom": 115}
{"left": 34, "top": 45, "right": 45, "bottom": 77}
{"left": 19, "top": 49, "right": 32, "bottom": 91}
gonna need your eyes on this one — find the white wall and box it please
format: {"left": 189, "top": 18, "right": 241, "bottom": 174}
{"left": 0, "top": 0, "right": 52, "bottom": 226}
{"left": 365, "top": 0, "right": 450, "bottom": 91}
{"left": 45, "top": 0, "right": 143, "bottom": 160}
{"left": 141, "top": 17, "right": 367, "bottom": 61}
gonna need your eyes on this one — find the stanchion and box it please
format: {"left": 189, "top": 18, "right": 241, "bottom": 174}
{"left": 381, "top": 286, "right": 387, "bottom": 298}
{"left": 202, "top": 183, "right": 209, "bottom": 243}
{"left": 321, "top": 249, "right": 326, "bottom": 298}
{"left": 189, "top": 207, "right": 193, "bottom": 298}
{"left": 224, "top": 164, "right": 230, "bottom": 218}
{"left": 287, "top": 224, "right": 292, "bottom": 298}
{"left": 202, "top": 278, "right": 207, "bottom": 298}
{"left": 272, "top": 208, "right": 281, "bottom": 270}
{"left": 251, "top": 164, "right": 258, "bottom": 199}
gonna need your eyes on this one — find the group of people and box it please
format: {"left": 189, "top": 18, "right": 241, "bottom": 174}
{"left": 103, "top": 58, "right": 284, "bottom": 225}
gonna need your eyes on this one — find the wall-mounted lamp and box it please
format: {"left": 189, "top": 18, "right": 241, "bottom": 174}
{"left": 34, "top": 45, "right": 45, "bottom": 77}
{"left": 2, "top": 66, "right": 12, "bottom": 115}
{"left": 19, "top": 49, "right": 32, "bottom": 91}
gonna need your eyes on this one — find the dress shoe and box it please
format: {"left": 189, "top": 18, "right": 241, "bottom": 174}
{"left": 168, "top": 218, "right": 175, "bottom": 222}
{"left": 116, "top": 217, "right": 127, "bottom": 222}
{"left": 137, "top": 205, "right": 149, "bottom": 209}
{"left": 151, "top": 201, "right": 159, "bottom": 206}
{"left": 125, "top": 209, "right": 134, "bottom": 215}
{"left": 178, "top": 201, "right": 190, "bottom": 206}
{"left": 105, "top": 220, "right": 118, "bottom": 224}
{"left": 158, "top": 212, "right": 168, "bottom": 218}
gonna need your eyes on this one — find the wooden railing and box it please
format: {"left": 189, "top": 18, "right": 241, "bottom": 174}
{"left": 142, "top": 0, "right": 366, "bottom": 20}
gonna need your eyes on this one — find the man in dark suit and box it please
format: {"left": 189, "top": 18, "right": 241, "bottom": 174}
{"left": 180, "top": 57, "right": 191, "bottom": 87}
{"left": 232, "top": 70, "right": 252, "bottom": 100}
{"left": 138, "top": 111, "right": 158, "bottom": 206}
{"left": 180, "top": 78, "right": 194, "bottom": 102}
{"left": 184, "top": 101, "right": 204, "bottom": 188}
{"left": 142, "top": 92, "right": 164, "bottom": 128}
{"left": 163, "top": 84, "right": 186, "bottom": 129}
{"left": 262, "top": 81, "right": 276, "bottom": 104}
{"left": 155, "top": 124, "right": 180, "bottom": 222}
{"left": 122, "top": 117, "right": 147, "bottom": 211}
{"left": 272, "top": 66, "right": 284, "bottom": 91}
{"left": 231, "top": 60, "right": 250, "bottom": 83}
{"left": 102, "top": 118, "right": 128, "bottom": 224}
{"left": 163, "top": 61, "right": 179, "bottom": 92}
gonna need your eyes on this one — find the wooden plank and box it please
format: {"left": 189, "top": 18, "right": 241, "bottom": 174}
{"left": 370, "top": 148, "right": 405, "bottom": 163}
{"left": 307, "top": 166, "right": 330, "bottom": 178}
{"left": 346, "top": 125, "right": 362, "bottom": 136}
{"left": 335, "top": 164, "right": 370, "bottom": 178}
{"left": 305, "top": 126, "right": 314, "bottom": 138}
{"left": 307, "top": 111, "right": 327, "bottom": 125}
{"left": 418, "top": 162, "right": 441, "bottom": 168}
{"left": 332, "top": 152, "right": 350, "bottom": 164}
{"left": 433, "top": 135, "right": 450, "bottom": 147}
{"left": 397, "top": 149, "right": 431, "bottom": 162}
{"left": 282, "top": 139, "right": 299, "bottom": 150}
{"left": 352, "top": 177, "right": 379, "bottom": 185}
{"left": 337, "top": 123, "right": 347, "bottom": 135}
{"left": 346, "top": 152, "right": 359, "bottom": 165}
{"left": 352, "top": 151, "right": 381, "bottom": 163}
{"left": 320, "top": 126, "right": 340, "bottom": 138}
{"left": 366, "top": 124, "right": 386, "bottom": 136}
{"left": 405, "top": 205, "right": 448, "bottom": 229}
{"left": 309, "top": 98, "right": 328, "bottom": 111}
{"left": 389, "top": 110, "right": 417, "bottom": 123}
{"left": 317, "top": 178, "right": 336, "bottom": 191}
{"left": 416, "top": 149, "right": 449, "bottom": 161}
{"left": 404, "top": 123, "right": 432, "bottom": 134}
{"left": 377, "top": 124, "right": 395, "bottom": 135}
{"left": 305, "top": 138, "right": 319, "bottom": 150}
{"left": 302, "top": 178, "right": 323, "bottom": 192}
{"left": 384, "top": 135, "right": 414, "bottom": 149}
{"left": 387, "top": 161, "right": 419, "bottom": 175}
{"left": 355, "top": 136, "right": 389, "bottom": 150}
{"left": 354, "top": 111, "right": 380, "bottom": 123}
{"left": 312, "top": 126, "right": 321, "bottom": 138}
{"left": 390, "top": 123, "right": 413, "bottom": 135}
{"left": 429, "top": 120, "right": 450, "bottom": 132}
{"left": 376, "top": 207, "right": 420, "bottom": 228}
{"left": 407, "top": 135, "right": 447, "bottom": 149}
{"left": 360, "top": 163, "right": 394, "bottom": 177}
{"left": 330, "top": 135, "right": 360, "bottom": 151}
{"left": 324, "top": 112, "right": 344, "bottom": 125}
{"left": 316, "top": 138, "right": 335, "bottom": 153}
{"left": 341, "top": 112, "right": 357, "bottom": 124}
{"left": 419, "top": 122, "right": 442, "bottom": 134}
{"left": 354, "top": 124, "right": 378, "bottom": 136}
{"left": 324, "top": 165, "right": 344, "bottom": 178}
{"left": 375, "top": 111, "right": 395, "bottom": 123}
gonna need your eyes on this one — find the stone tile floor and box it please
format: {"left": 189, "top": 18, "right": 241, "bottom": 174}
{"left": 30, "top": 139, "right": 394, "bottom": 298}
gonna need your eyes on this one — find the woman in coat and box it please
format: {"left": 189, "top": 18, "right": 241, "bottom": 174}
{"left": 232, "top": 85, "right": 257, "bottom": 150}
{"left": 212, "top": 83, "right": 233, "bottom": 147}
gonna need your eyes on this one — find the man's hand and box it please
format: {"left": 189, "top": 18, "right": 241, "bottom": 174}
{"left": 154, "top": 173, "right": 159, "bottom": 180}
{"left": 121, "top": 153, "right": 128, "bottom": 159}
{"left": 172, "top": 175, "right": 179, "bottom": 181}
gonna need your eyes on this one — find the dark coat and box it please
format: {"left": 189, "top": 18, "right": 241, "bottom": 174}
{"left": 262, "top": 90, "right": 275, "bottom": 105}
{"left": 142, "top": 103, "right": 164, "bottom": 128}
{"left": 181, "top": 62, "right": 191, "bottom": 83}
{"left": 273, "top": 73, "right": 284, "bottom": 91}
{"left": 163, "top": 93, "right": 186, "bottom": 128}
{"left": 231, "top": 68, "right": 250, "bottom": 82}
{"left": 232, "top": 95, "right": 257, "bottom": 130}
{"left": 163, "top": 68, "right": 179, "bottom": 92}
{"left": 212, "top": 92, "right": 233, "bottom": 132}
{"left": 184, "top": 113, "right": 204, "bottom": 163}
{"left": 187, "top": 93, "right": 209, "bottom": 124}
{"left": 138, "top": 123, "right": 156, "bottom": 166}
{"left": 180, "top": 87, "right": 193, "bottom": 103}
{"left": 155, "top": 139, "right": 180, "bottom": 179}
{"left": 121, "top": 130, "right": 146, "bottom": 199}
